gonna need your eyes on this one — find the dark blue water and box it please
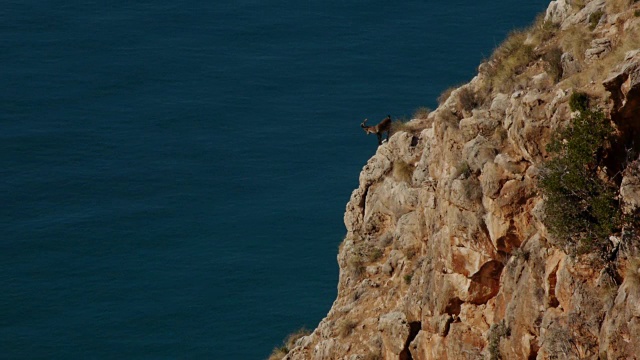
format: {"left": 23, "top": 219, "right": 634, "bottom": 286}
{"left": 1, "top": 1, "right": 549, "bottom": 358}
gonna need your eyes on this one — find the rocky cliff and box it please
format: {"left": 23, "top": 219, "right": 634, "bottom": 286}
{"left": 278, "top": 0, "right": 640, "bottom": 359}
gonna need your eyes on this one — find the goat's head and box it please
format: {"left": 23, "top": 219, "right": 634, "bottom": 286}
{"left": 360, "top": 119, "right": 368, "bottom": 128}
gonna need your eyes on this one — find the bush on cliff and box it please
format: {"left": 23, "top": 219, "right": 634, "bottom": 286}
{"left": 539, "top": 102, "right": 621, "bottom": 253}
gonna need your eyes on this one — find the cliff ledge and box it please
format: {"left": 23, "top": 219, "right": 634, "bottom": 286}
{"left": 280, "top": 1, "right": 640, "bottom": 358}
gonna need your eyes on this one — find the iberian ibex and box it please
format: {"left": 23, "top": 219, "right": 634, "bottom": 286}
{"left": 361, "top": 115, "right": 392, "bottom": 145}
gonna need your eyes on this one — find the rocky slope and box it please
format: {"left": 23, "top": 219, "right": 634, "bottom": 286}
{"left": 280, "top": 0, "right": 640, "bottom": 359}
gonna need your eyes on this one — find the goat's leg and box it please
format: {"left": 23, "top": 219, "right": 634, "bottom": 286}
{"left": 377, "top": 133, "right": 382, "bottom": 145}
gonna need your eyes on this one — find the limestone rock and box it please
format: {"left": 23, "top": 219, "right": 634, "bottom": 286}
{"left": 561, "top": 51, "right": 581, "bottom": 77}
{"left": 603, "top": 50, "right": 640, "bottom": 123}
{"left": 621, "top": 160, "right": 640, "bottom": 214}
{"left": 285, "top": 4, "right": 640, "bottom": 360}
{"left": 545, "top": 0, "right": 572, "bottom": 24}
{"left": 585, "top": 38, "right": 612, "bottom": 61}
{"left": 377, "top": 312, "right": 410, "bottom": 355}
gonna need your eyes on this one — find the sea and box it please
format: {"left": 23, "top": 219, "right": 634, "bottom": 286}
{"left": 1, "top": 0, "right": 550, "bottom": 358}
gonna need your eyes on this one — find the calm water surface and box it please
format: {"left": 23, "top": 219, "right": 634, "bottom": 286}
{"left": 2, "top": 1, "right": 549, "bottom": 358}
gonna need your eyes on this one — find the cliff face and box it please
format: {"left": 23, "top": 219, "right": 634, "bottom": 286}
{"left": 283, "top": 1, "right": 640, "bottom": 359}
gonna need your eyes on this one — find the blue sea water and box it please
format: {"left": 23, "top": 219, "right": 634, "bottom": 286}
{"left": 2, "top": 1, "right": 550, "bottom": 358}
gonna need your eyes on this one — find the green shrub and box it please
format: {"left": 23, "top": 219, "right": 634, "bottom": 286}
{"left": 589, "top": 10, "right": 604, "bottom": 30}
{"left": 635, "top": 9, "right": 640, "bottom": 17}
{"left": 569, "top": 91, "right": 590, "bottom": 112}
{"left": 404, "top": 274, "right": 412, "bottom": 284}
{"left": 539, "top": 105, "right": 620, "bottom": 252}
{"left": 487, "top": 320, "right": 510, "bottom": 360}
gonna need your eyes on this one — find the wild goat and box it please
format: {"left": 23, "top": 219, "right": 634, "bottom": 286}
{"left": 361, "top": 115, "right": 392, "bottom": 145}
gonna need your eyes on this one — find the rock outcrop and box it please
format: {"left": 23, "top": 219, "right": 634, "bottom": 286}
{"left": 280, "top": 1, "right": 640, "bottom": 359}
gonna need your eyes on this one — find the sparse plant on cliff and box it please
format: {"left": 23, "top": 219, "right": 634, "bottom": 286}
{"left": 530, "top": 13, "right": 560, "bottom": 46}
{"left": 543, "top": 46, "right": 564, "bottom": 83}
{"left": 337, "top": 319, "right": 358, "bottom": 338}
{"left": 347, "top": 254, "right": 366, "bottom": 277}
{"left": 463, "top": 177, "right": 484, "bottom": 203}
{"left": 487, "top": 320, "right": 510, "bottom": 360}
{"left": 438, "top": 86, "right": 457, "bottom": 105}
{"left": 572, "top": 0, "right": 586, "bottom": 10}
{"left": 348, "top": 243, "right": 386, "bottom": 277}
{"left": 453, "top": 161, "right": 472, "bottom": 179}
{"left": 393, "top": 160, "right": 414, "bottom": 183}
{"left": 403, "top": 274, "right": 412, "bottom": 284}
{"left": 589, "top": 10, "right": 604, "bottom": 30}
{"left": 484, "top": 30, "right": 537, "bottom": 92}
{"left": 560, "top": 25, "right": 592, "bottom": 63}
{"left": 370, "top": 247, "right": 383, "bottom": 262}
{"left": 436, "top": 109, "right": 462, "bottom": 129}
{"left": 606, "top": 0, "right": 636, "bottom": 14}
{"left": 457, "top": 86, "right": 480, "bottom": 114}
{"left": 539, "top": 103, "right": 620, "bottom": 253}
{"left": 412, "top": 106, "right": 431, "bottom": 120}
{"left": 268, "top": 328, "right": 311, "bottom": 359}
{"left": 390, "top": 117, "right": 424, "bottom": 135}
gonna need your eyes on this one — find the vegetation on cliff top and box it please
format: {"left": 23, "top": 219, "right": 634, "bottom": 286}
{"left": 539, "top": 92, "right": 620, "bottom": 253}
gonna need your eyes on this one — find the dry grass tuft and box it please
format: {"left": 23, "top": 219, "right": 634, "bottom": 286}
{"left": 347, "top": 254, "right": 365, "bottom": 277}
{"left": 434, "top": 109, "right": 462, "bottom": 129}
{"left": 589, "top": 9, "right": 604, "bottom": 30}
{"left": 529, "top": 13, "right": 560, "bottom": 46}
{"left": 573, "top": 0, "right": 587, "bottom": 9}
{"left": 438, "top": 86, "right": 457, "bottom": 105}
{"left": 543, "top": 46, "right": 564, "bottom": 82}
{"left": 453, "top": 161, "right": 472, "bottom": 180}
{"left": 606, "top": 0, "right": 635, "bottom": 14}
{"left": 267, "top": 347, "right": 288, "bottom": 360}
{"left": 393, "top": 160, "right": 414, "bottom": 183}
{"left": 268, "top": 328, "right": 311, "bottom": 360}
{"left": 391, "top": 118, "right": 426, "bottom": 135}
{"left": 458, "top": 87, "right": 479, "bottom": 113}
{"left": 485, "top": 30, "right": 537, "bottom": 92}
{"left": 559, "top": 25, "right": 592, "bottom": 62}
{"left": 347, "top": 243, "right": 387, "bottom": 277}
{"left": 412, "top": 107, "right": 431, "bottom": 120}
{"left": 565, "top": 24, "right": 640, "bottom": 90}
{"left": 337, "top": 319, "right": 358, "bottom": 338}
